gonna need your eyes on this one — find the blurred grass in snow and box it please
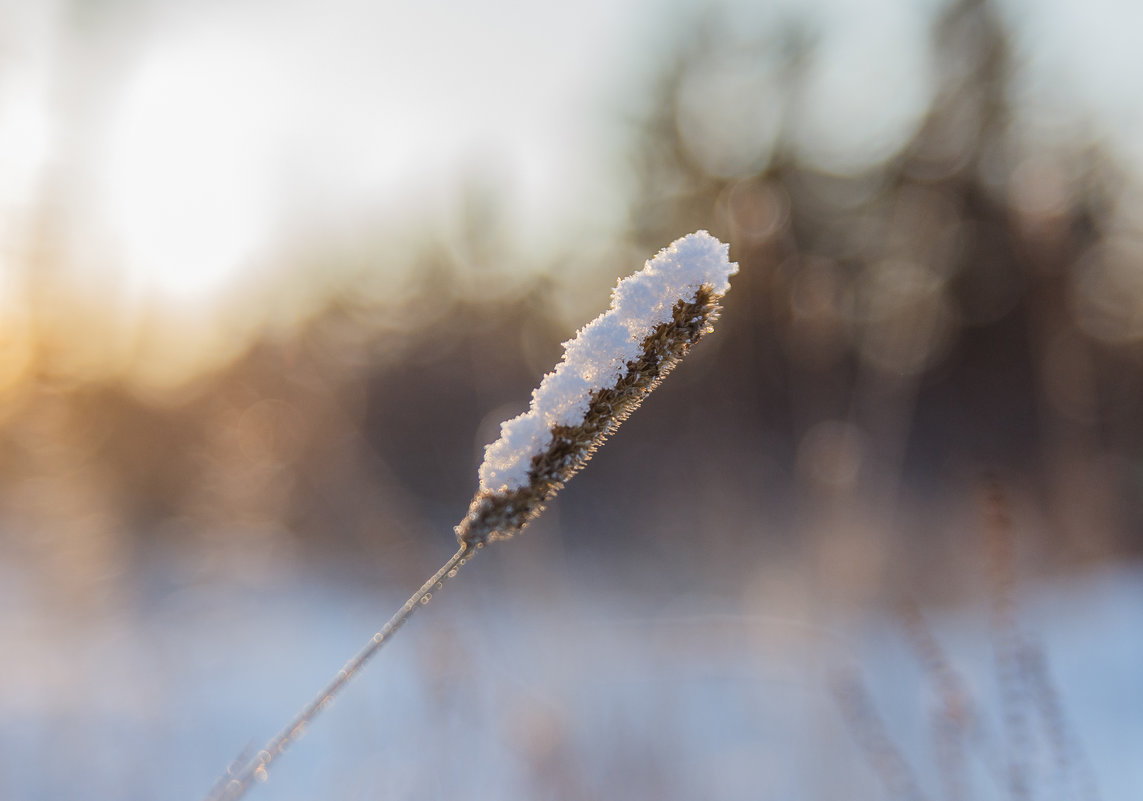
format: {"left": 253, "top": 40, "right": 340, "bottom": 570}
{"left": 0, "top": 541, "right": 1137, "bottom": 800}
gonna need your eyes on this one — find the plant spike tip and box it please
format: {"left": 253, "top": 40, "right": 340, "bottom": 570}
{"left": 457, "top": 230, "right": 737, "bottom": 546}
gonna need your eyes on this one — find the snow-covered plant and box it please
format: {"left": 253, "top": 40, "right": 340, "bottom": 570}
{"left": 459, "top": 230, "right": 736, "bottom": 545}
{"left": 209, "top": 231, "right": 737, "bottom": 800}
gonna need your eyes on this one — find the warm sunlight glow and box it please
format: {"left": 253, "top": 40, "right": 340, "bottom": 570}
{"left": 0, "top": 73, "right": 51, "bottom": 209}
{"left": 102, "top": 30, "right": 279, "bottom": 305}
{"left": 0, "top": 66, "right": 50, "bottom": 397}
{"left": 0, "top": 265, "right": 33, "bottom": 398}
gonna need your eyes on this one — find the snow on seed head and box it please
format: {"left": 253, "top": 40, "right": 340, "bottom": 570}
{"left": 464, "top": 231, "right": 736, "bottom": 539}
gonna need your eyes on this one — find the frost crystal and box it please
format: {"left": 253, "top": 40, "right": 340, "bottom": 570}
{"left": 477, "top": 230, "right": 737, "bottom": 493}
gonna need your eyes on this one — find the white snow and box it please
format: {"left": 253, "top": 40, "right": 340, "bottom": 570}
{"left": 478, "top": 231, "right": 737, "bottom": 493}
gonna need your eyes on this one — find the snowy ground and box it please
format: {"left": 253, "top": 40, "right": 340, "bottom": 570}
{"left": 0, "top": 543, "right": 1139, "bottom": 801}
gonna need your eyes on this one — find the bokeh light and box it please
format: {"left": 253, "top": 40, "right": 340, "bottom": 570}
{"left": 101, "top": 27, "right": 279, "bottom": 306}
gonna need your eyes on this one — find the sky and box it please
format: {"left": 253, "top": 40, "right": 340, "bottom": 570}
{"left": 0, "top": 0, "right": 1139, "bottom": 388}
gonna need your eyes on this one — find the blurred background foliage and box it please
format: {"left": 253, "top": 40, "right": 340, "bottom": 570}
{"left": 1, "top": 0, "right": 1137, "bottom": 603}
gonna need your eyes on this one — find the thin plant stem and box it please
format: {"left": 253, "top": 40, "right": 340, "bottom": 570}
{"left": 207, "top": 544, "right": 476, "bottom": 801}
{"left": 204, "top": 232, "right": 735, "bottom": 800}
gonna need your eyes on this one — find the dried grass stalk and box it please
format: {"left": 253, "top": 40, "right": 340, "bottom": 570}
{"left": 207, "top": 232, "right": 736, "bottom": 800}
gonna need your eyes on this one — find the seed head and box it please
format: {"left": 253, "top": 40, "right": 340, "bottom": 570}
{"left": 456, "top": 231, "right": 737, "bottom": 546}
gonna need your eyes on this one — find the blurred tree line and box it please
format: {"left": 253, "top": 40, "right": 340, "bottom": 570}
{"left": 1, "top": 0, "right": 1138, "bottom": 600}
{"left": 618, "top": 0, "right": 1142, "bottom": 583}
